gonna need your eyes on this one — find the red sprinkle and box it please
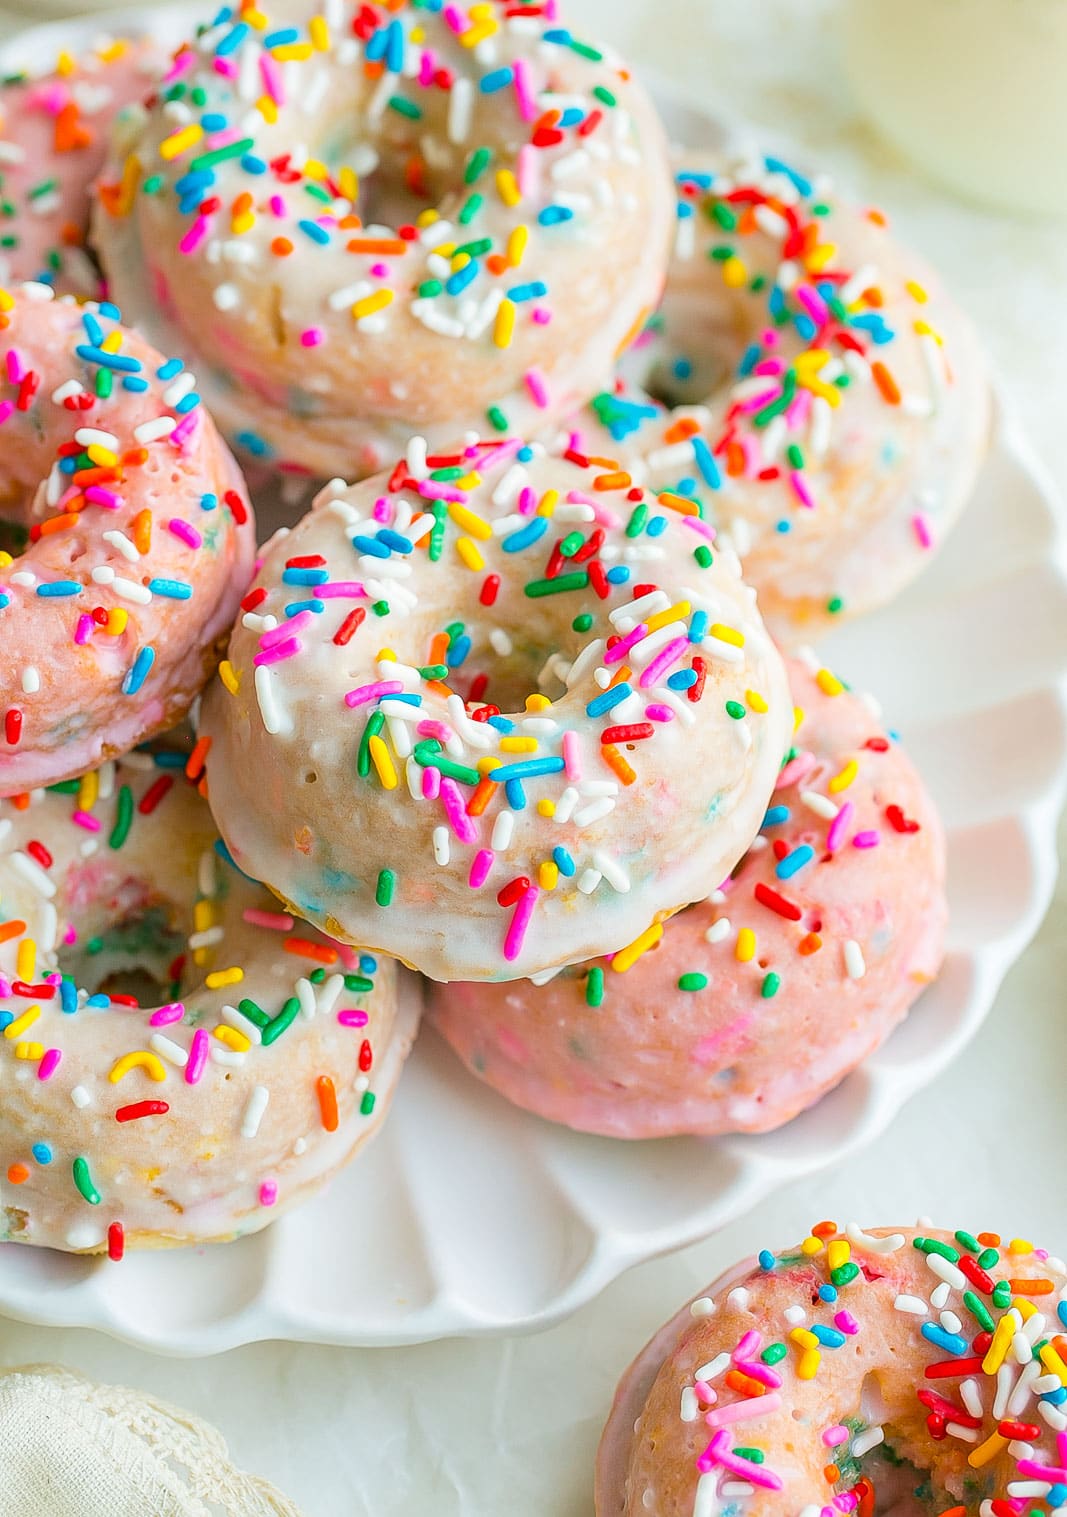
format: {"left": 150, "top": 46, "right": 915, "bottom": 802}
{"left": 137, "top": 774, "right": 174, "bottom": 816}
{"left": 479, "top": 573, "right": 500, "bottom": 607}
{"left": 753, "top": 882, "right": 802, "bottom": 921}
{"left": 886, "top": 804, "right": 920, "bottom": 833}
{"left": 241, "top": 586, "right": 267, "bottom": 612}
{"left": 358, "top": 1039, "right": 373, "bottom": 1072}
{"left": 333, "top": 607, "right": 366, "bottom": 646}
{"left": 107, "top": 1222, "right": 125, "bottom": 1262}
{"left": 601, "top": 723, "right": 654, "bottom": 744}
{"left": 223, "top": 488, "right": 248, "bottom": 525}
{"left": 26, "top": 840, "right": 52, "bottom": 869}
{"left": 688, "top": 656, "right": 707, "bottom": 703}
{"left": 4, "top": 708, "right": 22, "bottom": 746}
{"left": 497, "top": 876, "right": 531, "bottom": 908}
{"left": 115, "top": 1100, "right": 170, "bottom": 1123}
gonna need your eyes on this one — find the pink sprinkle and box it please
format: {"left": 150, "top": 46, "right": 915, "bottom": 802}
{"left": 417, "top": 49, "right": 435, "bottom": 87}
{"left": 338, "top": 1008, "right": 369, "bottom": 1028}
{"left": 645, "top": 703, "right": 673, "bottom": 722}
{"left": 565, "top": 490, "right": 622, "bottom": 529}
{"left": 698, "top": 1428, "right": 784, "bottom": 1490}
{"left": 835, "top": 1310, "right": 860, "bottom": 1335}
{"left": 268, "top": 194, "right": 286, "bottom": 217}
{"left": 753, "top": 358, "right": 785, "bottom": 377}
{"left": 0, "top": 400, "right": 13, "bottom": 427}
{"left": 826, "top": 800, "right": 854, "bottom": 853}
{"left": 253, "top": 636, "right": 301, "bottom": 667}
{"left": 796, "top": 284, "right": 829, "bottom": 326}
{"left": 179, "top": 216, "right": 210, "bottom": 256}
{"left": 84, "top": 486, "right": 122, "bottom": 509}
{"left": 516, "top": 142, "right": 538, "bottom": 198}
{"left": 422, "top": 766, "right": 441, "bottom": 800}
{"left": 469, "top": 849, "right": 493, "bottom": 889}
{"left": 694, "top": 1381, "right": 716, "bottom": 1405}
{"left": 259, "top": 52, "right": 284, "bottom": 104}
{"left": 443, "top": 4, "right": 465, "bottom": 32}
{"left": 562, "top": 729, "right": 581, "bottom": 781}
{"left": 503, "top": 886, "right": 538, "bottom": 962}
{"left": 61, "top": 929, "right": 76, "bottom": 948}
{"left": 681, "top": 515, "right": 716, "bottom": 543}
{"left": 74, "top": 614, "right": 94, "bottom": 645}
{"left": 0, "top": 977, "right": 9, "bottom": 998}
{"left": 171, "top": 410, "right": 200, "bottom": 448}
{"left": 531, "top": 307, "right": 551, "bottom": 325}
{"left": 761, "top": 327, "right": 779, "bottom": 348}
{"left": 517, "top": 485, "right": 537, "bottom": 516}
{"left": 776, "top": 749, "right": 816, "bottom": 790}
{"left": 345, "top": 679, "right": 404, "bottom": 708}
{"left": 440, "top": 777, "right": 478, "bottom": 844}
{"left": 150, "top": 1003, "right": 185, "bottom": 1027}
{"left": 71, "top": 810, "right": 101, "bottom": 832}
{"left": 37, "top": 1048, "right": 61, "bottom": 1081}
{"left": 316, "top": 581, "right": 366, "bottom": 598}
{"left": 242, "top": 908, "right": 293, "bottom": 932}
{"left": 913, "top": 512, "right": 933, "bottom": 549}
{"left": 163, "top": 47, "right": 195, "bottom": 83}
{"left": 261, "top": 610, "right": 314, "bottom": 649}
{"left": 417, "top": 481, "right": 467, "bottom": 503}
{"left": 369, "top": 262, "right": 389, "bottom": 279}
{"left": 823, "top": 1425, "right": 849, "bottom": 1448}
{"left": 852, "top": 830, "right": 880, "bottom": 848}
{"left": 512, "top": 56, "right": 536, "bottom": 121}
{"left": 213, "top": 57, "right": 238, "bottom": 80}
{"left": 639, "top": 636, "right": 689, "bottom": 689}
{"left": 735, "top": 1358, "right": 782, "bottom": 1389}
{"left": 300, "top": 328, "right": 325, "bottom": 348}
{"left": 5, "top": 349, "right": 23, "bottom": 383}
{"left": 417, "top": 720, "right": 453, "bottom": 744}
{"left": 372, "top": 496, "right": 391, "bottom": 523}
{"left": 259, "top": 1179, "right": 278, "bottom": 1207}
{"left": 790, "top": 470, "right": 816, "bottom": 509}
{"left": 185, "top": 1028, "right": 209, "bottom": 1085}
{"left": 704, "top": 1392, "right": 783, "bottom": 1430}
{"left": 167, "top": 518, "right": 202, "bottom": 549}
{"left": 733, "top": 1331, "right": 760, "bottom": 1361}
{"left": 741, "top": 386, "right": 779, "bottom": 415}
{"left": 604, "top": 622, "right": 647, "bottom": 664}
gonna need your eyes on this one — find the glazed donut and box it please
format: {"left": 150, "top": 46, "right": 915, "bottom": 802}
{"left": 563, "top": 148, "right": 990, "bottom": 632}
{"left": 426, "top": 653, "right": 945, "bottom": 1135}
{"left": 0, "top": 744, "right": 415, "bottom": 1252}
{"left": 0, "top": 284, "right": 255, "bottom": 796}
{"left": 200, "top": 438, "right": 791, "bottom": 983}
{"left": 597, "top": 1221, "right": 1067, "bottom": 1516}
{"left": 0, "top": 34, "right": 161, "bottom": 292}
{"left": 92, "top": 0, "right": 673, "bottom": 480}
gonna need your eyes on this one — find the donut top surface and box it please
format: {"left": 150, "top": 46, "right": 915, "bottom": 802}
{"left": 0, "top": 745, "right": 399, "bottom": 1252}
{"left": 574, "top": 150, "right": 989, "bottom": 629}
{"left": 0, "top": 284, "right": 255, "bottom": 795}
{"left": 602, "top": 1223, "right": 1067, "bottom": 1516}
{"left": 201, "top": 436, "right": 791, "bottom": 982}
{"left": 94, "top": 0, "right": 673, "bottom": 475}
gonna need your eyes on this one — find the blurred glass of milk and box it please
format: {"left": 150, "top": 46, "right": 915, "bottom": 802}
{"left": 842, "top": 0, "right": 1067, "bottom": 215}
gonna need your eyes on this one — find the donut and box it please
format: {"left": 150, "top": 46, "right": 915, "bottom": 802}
{"left": 0, "top": 743, "right": 416, "bottom": 1252}
{"left": 0, "top": 35, "right": 161, "bottom": 293}
{"left": 560, "top": 149, "right": 991, "bottom": 632}
{"left": 426, "top": 653, "right": 946, "bottom": 1136}
{"left": 92, "top": 0, "right": 673, "bottom": 481}
{"left": 0, "top": 283, "right": 255, "bottom": 796}
{"left": 596, "top": 1221, "right": 1067, "bottom": 1516}
{"left": 199, "top": 438, "right": 791, "bottom": 983}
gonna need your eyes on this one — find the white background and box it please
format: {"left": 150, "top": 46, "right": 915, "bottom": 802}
{"left": 1, "top": 1, "right": 1066, "bottom": 1512}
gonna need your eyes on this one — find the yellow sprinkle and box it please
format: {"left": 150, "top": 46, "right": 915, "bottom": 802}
{"left": 496, "top": 169, "right": 521, "bottom": 207}
{"left": 454, "top": 471, "right": 482, "bottom": 493}
{"left": 721, "top": 256, "right": 747, "bottom": 288}
{"left": 338, "top": 166, "right": 358, "bottom": 203}
{"left": 797, "top": 1350, "right": 821, "bottom": 1380}
{"left": 105, "top": 608, "right": 128, "bottom": 636}
{"left": 906, "top": 279, "right": 929, "bottom": 304}
{"left": 86, "top": 444, "right": 118, "bottom": 469}
{"left": 368, "top": 734, "right": 398, "bottom": 790}
{"left": 56, "top": 49, "right": 76, "bottom": 76}
{"left": 232, "top": 211, "right": 255, "bottom": 235}
{"left": 968, "top": 1432, "right": 1008, "bottom": 1470}
{"left": 14, "top": 1042, "right": 43, "bottom": 1061}
{"left": 159, "top": 123, "right": 203, "bottom": 161}
{"left": 790, "top": 1327, "right": 819, "bottom": 1350}
{"left": 735, "top": 927, "right": 755, "bottom": 963}
{"left": 612, "top": 922, "right": 664, "bottom": 973}
{"left": 805, "top": 241, "right": 837, "bottom": 273}
{"left": 536, "top": 798, "right": 555, "bottom": 818}
{"left": 456, "top": 536, "right": 485, "bottom": 572}
{"left": 816, "top": 669, "right": 844, "bottom": 697}
{"left": 97, "top": 40, "right": 129, "bottom": 62}
{"left": 525, "top": 693, "right": 551, "bottom": 712}
{"left": 219, "top": 660, "right": 240, "bottom": 695}
{"left": 449, "top": 251, "right": 471, "bottom": 274}
{"left": 3, "top": 1005, "right": 39, "bottom": 1040}
{"left": 377, "top": 648, "right": 396, "bottom": 662}
{"left": 448, "top": 502, "right": 493, "bottom": 540}
{"left": 416, "top": 208, "right": 440, "bottom": 228}
{"left": 494, "top": 299, "right": 516, "bottom": 350}
{"left": 256, "top": 95, "right": 279, "bottom": 125}
{"left": 1039, "top": 1342, "right": 1067, "bottom": 1386}
{"left": 708, "top": 621, "right": 743, "bottom": 647}
{"left": 1013, "top": 1297, "right": 1038, "bottom": 1321}
{"left": 78, "top": 770, "right": 99, "bottom": 812}
{"left": 0, "top": 553, "right": 11, "bottom": 569}
{"left": 800, "top": 1235, "right": 823, "bottom": 1256}
{"left": 793, "top": 705, "right": 804, "bottom": 732}
{"left": 352, "top": 289, "right": 394, "bottom": 322}
{"left": 0, "top": 289, "right": 13, "bottom": 312}
{"left": 828, "top": 759, "right": 858, "bottom": 794}
{"left": 538, "top": 861, "right": 559, "bottom": 891}
{"left": 537, "top": 489, "right": 560, "bottom": 518}
{"left": 499, "top": 736, "right": 537, "bottom": 754}
{"left": 982, "top": 1314, "right": 1015, "bottom": 1375}
{"left": 794, "top": 348, "right": 831, "bottom": 375}
{"left": 461, "top": 20, "right": 496, "bottom": 46}
{"left": 309, "top": 14, "right": 330, "bottom": 49}
{"left": 303, "top": 158, "right": 328, "bottom": 182}
{"left": 476, "top": 756, "right": 501, "bottom": 775}
{"left": 193, "top": 901, "right": 214, "bottom": 933}
{"left": 645, "top": 602, "right": 692, "bottom": 635}
{"left": 1008, "top": 1237, "right": 1034, "bottom": 1254}
{"left": 914, "top": 318, "right": 944, "bottom": 345}
{"left": 205, "top": 967, "right": 244, "bottom": 990}
{"left": 506, "top": 225, "right": 528, "bottom": 268}
{"left": 109, "top": 1050, "right": 167, "bottom": 1084}
{"left": 271, "top": 41, "right": 313, "bottom": 61}
{"left": 827, "top": 1240, "right": 850, "bottom": 1272}
{"left": 746, "top": 689, "right": 768, "bottom": 714}
{"left": 214, "top": 1025, "right": 251, "bottom": 1052}
{"left": 101, "top": 331, "right": 122, "bottom": 354}
{"left": 15, "top": 939, "right": 35, "bottom": 982}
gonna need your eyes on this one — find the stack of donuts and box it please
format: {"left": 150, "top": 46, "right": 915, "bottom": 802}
{"left": 0, "top": 0, "right": 988, "bottom": 1259}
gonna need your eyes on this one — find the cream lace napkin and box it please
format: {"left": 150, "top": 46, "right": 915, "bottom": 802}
{"left": 0, "top": 1364, "right": 304, "bottom": 1516}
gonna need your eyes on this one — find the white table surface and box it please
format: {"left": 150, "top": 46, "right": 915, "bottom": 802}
{"left": 1, "top": 2, "right": 1065, "bottom": 1512}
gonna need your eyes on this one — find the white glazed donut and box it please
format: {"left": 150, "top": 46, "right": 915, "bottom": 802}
{"left": 200, "top": 435, "right": 791, "bottom": 982}
{"left": 92, "top": 0, "right": 674, "bottom": 481}
{"left": 563, "top": 147, "right": 991, "bottom": 633}
{"left": 0, "top": 744, "right": 416, "bottom": 1252}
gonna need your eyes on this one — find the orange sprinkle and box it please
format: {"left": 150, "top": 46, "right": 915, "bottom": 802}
{"left": 811, "top": 1219, "right": 839, "bottom": 1239}
{"left": 607, "top": 664, "right": 631, "bottom": 689}
{"left": 131, "top": 508, "right": 152, "bottom": 554}
{"left": 486, "top": 253, "right": 508, "bottom": 276}
{"left": 0, "top": 920, "right": 26, "bottom": 944}
{"left": 466, "top": 776, "right": 497, "bottom": 817}
{"left": 185, "top": 735, "right": 212, "bottom": 782}
{"left": 121, "top": 447, "right": 148, "bottom": 468}
{"left": 316, "top": 1075, "right": 339, "bottom": 1132}
{"left": 38, "top": 513, "right": 78, "bottom": 538}
{"left": 283, "top": 938, "right": 338, "bottom": 965}
{"left": 663, "top": 415, "right": 701, "bottom": 445}
{"left": 271, "top": 236, "right": 293, "bottom": 257}
{"left": 726, "top": 440, "right": 746, "bottom": 477}
{"left": 657, "top": 491, "right": 700, "bottom": 517}
{"left": 6, "top": 1164, "right": 28, "bottom": 1185}
{"left": 979, "top": 1232, "right": 1002, "bottom": 1247}
{"left": 798, "top": 932, "right": 822, "bottom": 956}
{"left": 346, "top": 236, "right": 408, "bottom": 256}
{"left": 871, "top": 361, "right": 900, "bottom": 405}
{"left": 428, "top": 632, "right": 449, "bottom": 667}
{"left": 10, "top": 793, "right": 30, "bottom": 811}
{"left": 593, "top": 471, "right": 630, "bottom": 491}
{"left": 865, "top": 206, "right": 889, "bottom": 228}
{"left": 724, "top": 1370, "right": 766, "bottom": 1398}
{"left": 601, "top": 744, "right": 636, "bottom": 786}
{"left": 1011, "top": 1277, "right": 1055, "bottom": 1295}
{"left": 823, "top": 1465, "right": 841, "bottom": 1485}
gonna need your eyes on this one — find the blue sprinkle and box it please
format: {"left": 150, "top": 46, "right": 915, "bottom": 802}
{"left": 238, "top": 429, "right": 274, "bottom": 457}
{"left": 677, "top": 202, "right": 694, "bottom": 221}
{"left": 284, "top": 599, "right": 324, "bottom": 618}
{"left": 480, "top": 65, "right": 514, "bottom": 92}
{"left": 365, "top": 25, "right": 388, "bottom": 62}
{"left": 692, "top": 435, "right": 721, "bottom": 489}
{"left": 446, "top": 633, "right": 471, "bottom": 668}
{"left": 491, "top": 757, "right": 566, "bottom": 784}
{"left": 359, "top": 953, "right": 377, "bottom": 973}
{"left": 487, "top": 715, "right": 514, "bottom": 733}
{"left": 262, "top": 25, "right": 298, "bottom": 44}
{"left": 559, "top": 107, "right": 582, "bottom": 128}
{"left": 31, "top": 1143, "right": 52, "bottom": 1165}
{"left": 58, "top": 457, "right": 77, "bottom": 475}
{"left": 1058, "top": 1300, "right": 1067, "bottom": 1329}
{"left": 98, "top": 302, "right": 121, "bottom": 322}
{"left": 776, "top": 844, "right": 815, "bottom": 880}
{"left": 446, "top": 259, "right": 479, "bottom": 297}
{"left": 507, "top": 281, "right": 548, "bottom": 302}
{"left": 86, "top": 993, "right": 110, "bottom": 1009}
{"left": 605, "top": 565, "right": 630, "bottom": 584}
{"left": 200, "top": 493, "right": 218, "bottom": 511}
{"left": 36, "top": 581, "right": 82, "bottom": 598}
{"left": 738, "top": 342, "right": 762, "bottom": 377}
{"left": 811, "top": 1325, "right": 846, "bottom": 1348}
{"left": 758, "top": 1249, "right": 775, "bottom": 1271}
{"left": 504, "top": 778, "right": 526, "bottom": 810}
{"left": 920, "top": 1323, "right": 968, "bottom": 1356}
{"left": 776, "top": 519, "right": 792, "bottom": 533}
{"left": 282, "top": 567, "right": 329, "bottom": 586}
{"left": 762, "top": 806, "right": 790, "bottom": 829}
{"left": 794, "top": 312, "right": 818, "bottom": 343}
{"left": 586, "top": 683, "right": 631, "bottom": 718}
{"left": 147, "top": 578, "right": 193, "bottom": 600}
{"left": 516, "top": 446, "right": 535, "bottom": 463}
{"left": 215, "top": 21, "right": 249, "bottom": 55}
{"left": 538, "top": 205, "right": 573, "bottom": 226}
{"left": 122, "top": 376, "right": 149, "bottom": 393}
{"left": 200, "top": 112, "right": 228, "bottom": 131}
{"left": 543, "top": 27, "right": 572, "bottom": 43}
{"left": 768, "top": 286, "right": 786, "bottom": 320}
{"left": 667, "top": 669, "right": 697, "bottom": 691}
{"left": 0, "top": 1012, "right": 12, "bottom": 1032}
{"left": 352, "top": 534, "right": 391, "bottom": 559}
{"left": 299, "top": 219, "right": 330, "bottom": 245}
{"left": 763, "top": 155, "right": 812, "bottom": 196}
{"left": 377, "top": 530, "right": 413, "bottom": 554}
{"left": 1048, "top": 1485, "right": 1067, "bottom": 1509}
{"left": 175, "top": 393, "right": 201, "bottom": 415}
{"left": 646, "top": 516, "right": 667, "bottom": 538}
{"left": 0, "top": 595, "right": 8, "bottom": 611}
{"left": 81, "top": 311, "right": 104, "bottom": 344}
{"left": 241, "top": 153, "right": 267, "bottom": 175}
{"left": 385, "top": 17, "right": 404, "bottom": 73}
{"left": 818, "top": 1284, "right": 838, "bottom": 1303}
{"left": 382, "top": 692, "right": 421, "bottom": 707}
{"left": 152, "top": 750, "right": 187, "bottom": 768}
{"left": 174, "top": 169, "right": 213, "bottom": 198}
{"left": 552, "top": 846, "right": 575, "bottom": 877}
{"left": 677, "top": 170, "right": 714, "bottom": 191}
{"left": 502, "top": 517, "right": 549, "bottom": 553}
{"left": 75, "top": 345, "right": 142, "bottom": 373}
{"left": 122, "top": 646, "right": 155, "bottom": 696}
{"left": 672, "top": 357, "right": 692, "bottom": 381}
{"left": 156, "top": 358, "right": 183, "bottom": 381}
{"left": 1043, "top": 1387, "right": 1067, "bottom": 1406}
{"left": 60, "top": 979, "right": 77, "bottom": 1014}
{"left": 689, "top": 609, "right": 708, "bottom": 643}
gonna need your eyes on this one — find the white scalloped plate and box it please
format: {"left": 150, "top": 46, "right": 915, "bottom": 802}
{"left": 0, "top": 10, "right": 1064, "bottom": 1355}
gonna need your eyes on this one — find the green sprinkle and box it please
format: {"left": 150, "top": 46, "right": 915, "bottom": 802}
{"left": 142, "top": 175, "right": 163, "bottom": 195}
{"left": 711, "top": 202, "right": 737, "bottom": 231}
{"left": 560, "top": 532, "right": 585, "bottom": 558}
{"left": 428, "top": 501, "right": 447, "bottom": 562}
{"left": 585, "top": 965, "right": 604, "bottom": 1007}
{"left": 453, "top": 238, "right": 492, "bottom": 260}
{"left": 572, "top": 612, "right": 594, "bottom": 633}
{"left": 445, "top": 621, "right": 465, "bottom": 641}
{"left": 376, "top": 870, "right": 395, "bottom": 907}
{"left": 831, "top": 1262, "right": 860, "bottom": 1287}
{"left": 344, "top": 975, "right": 375, "bottom": 994}
{"left": 487, "top": 404, "right": 509, "bottom": 432}
{"left": 826, "top": 596, "right": 844, "bottom": 615}
{"left": 592, "top": 84, "right": 615, "bottom": 106}
{"left": 761, "top": 972, "right": 781, "bottom": 998}
{"left": 570, "top": 38, "right": 603, "bottom": 60}
{"left": 709, "top": 245, "right": 734, "bottom": 262}
{"left": 109, "top": 785, "right": 134, "bottom": 849}
{"left": 189, "top": 137, "right": 254, "bottom": 172}
{"left": 190, "top": 85, "right": 207, "bottom": 106}
{"left": 694, "top": 544, "right": 714, "bottom": 569}
{"left": 261, "top": 997, "right": 300, "bottom": 1046}
{"left": 304, "top": 181, "right": 332, "bottom": 206}
{"left": 678, "top": 972, "right": 707, "bottom": 991}
{"left": 752, "top": 370, "right": 796, "bottom": 428}
{"left": 371, "top": 600, "right": 390, "bottom": 616}
{"left": 388, "top": 94, "right": 421, "bottom": 120}
{"left": 419, "top": 664, "right": 449, "bottom": 681}
{"left": 309, "top": 967, "right": 326, "bottom": 984}
{"left": 962, "top": 1290, "right": 995, "bottom": 1333}
{"left": 918, "top": 1237, "right": 961, "bottom": 1263}
{"left": 86, "top": 936, "right": 103, "bottom": 956}
{"left": 725, "top": 701, "right": 746, "bottom": 720}
{"left": 625, "top": 503, "right": 648, "bottom": 538}
{"left": 992, "top": 1279, "right": 1012, "bottom": 1310}
{"left": 357, "top": 710, "right": 386, "bottom": 778}
{"left": 733, "top": 1448, "right": 764, "bottom": 1465}
{"left": 762, "top": 1342, "right": 788, "bottom": 1364}
{"left": 237, "top": 997, "right": 270, "bottom": 1029}
{"left": 525, "top": 571, "right": 589, "bottom": 598}
{"left": 750, "top": 274, "right": 767, "bottom": 293}
{"left": 458, "top": 192, "right": 483, "bottom": 226}
{"left": 786, "top": 444, "right": 805, "bottom": 469}
{"left": 412, "top": 740, "right": 481, "bottom": 786}
{"left": 418, "top": 278, "right": 443, "bottom": 298}
{"left": 464, "top": 146, "right": 491, "bottom": 184}
{"left": 955, "top": 1230, "right": 982, "bottom": 1255}
{"left": 360, "top": 1090, "right": 377, "bottom": 1116}
{"left": 96, "top": 367, "right": 113, "bottom": 400}
{"left": 72, "top": 1156, "right": 100, "bottom": 1205}
{"left": 46, "top": 780, "right": 81, "bottom": 794}
{"left": 28, "top": 178, "right": 57, "bottom": 202}
{"left": 978, "top": 1247, "right": 1000, "bottom": 1271}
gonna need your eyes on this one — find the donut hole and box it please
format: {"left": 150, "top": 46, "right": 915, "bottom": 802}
{"left": 618, "top": 289, "right": 741, "bottom": 409}
{"left": 56, "top": 865, "right": 197, "bottom": 1007}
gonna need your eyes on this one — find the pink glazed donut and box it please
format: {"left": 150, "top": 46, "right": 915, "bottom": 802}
{"left": 427, "top": 653, "right": 946, "bottom": 1135}
{"left": 596, "top": 1221, "right": 1067, "bottom": 1516}
{"left": 0, "top": 285, "right": 255, "bottom": 796}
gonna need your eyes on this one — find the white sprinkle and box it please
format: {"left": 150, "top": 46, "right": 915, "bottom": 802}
{"left": 689, "top": 1296, "right": 715, "bottom": 1318}
{"left": 74, "top": 427, "right": 119, "bottom": 451}
{"left": 553, "top": 788, "right": 579, "bottom": 825}
{"left": 695, "top": 1352, "right": 731, "bottom": 1381}
{"left": 851, "top": 1426, "right": 884, "bottom": 1458}
{"left": 894, "top": 1294, "right": 928, "bottom": 1315}
{"left": 960, "top": 1378, "right": 984, "bottom": 1418}
{"left": 926, "top": 1252, "right": 967, "bottom": 1290}
{"left": 150, "top": 1034, "right": 189, "bottom": 1069}
{"left": 726, "top": 1287, "right": 750, "bottom": 1311}
{"left": 447, "top": 76, "right": 473, "bottom": 142}
{"left": 946, "top": 1422, "right": 979, "bottom": 1444}
{"left": 693, "top": 1472, "right": 717, "bottom": 1517}
{"left": 51, "top": 379, "right": 82, "bottom": 404}
{"left": 214, "top": 283, "right": 240, "bottom": 311}
{"left": 576, "top": 868, "right": 602, "bottom": 895}
{"left": 993, "top": 1361, "right": 1017, "bottom": 1420}
{"left": 318, "top": 974, "right": 344, "bottom": 1017}
{"left": 1040, "top": 1401, "right": 1067, "bottom": 1432}
{"left": 593, "top": 850, "right": 630, "bottom": 894}
{"left": 1013, "top": 1331, "right": 1034, "bottom": 1365}
{"left": 784, "top": 1305, "right": 807, "bottom": 1326}
{"left": 20, "top": 667, "right": 39, "bottom": 695}
{"left": 432, "top": 826, "right": 450, "bottom": 866}
{"left": 680, "top": 1386, "right": 699, "bottom": 1422}
{"left": 10, "top": 851, "right": 56, "bottom": 897}
{"left": 240, "top": 1085, "right": 270, "bottom": 1138}
{"left": 296, "top": 978, "right": 316, "bottom": 1020}
{"left": 70, "top": 1085, "right": 91, "bottom": 1109}
{"left": 102, "top": 529, "right": 140, "bottom": 562}
{"left": 704, "top": 918, "right": 731, "bottom": 944}
{"left": 490, "top": 811, "right": 514, "bottom": 851}
{"left": 846, "top": 1225, "right": 906, "bottom": 1254}
{"left": 940, "top": 1310, "right": 963, "bottom": 1334}
{"left": 930, "top": 1282, "right": 952, "bottom": 1309}
{"left": 574, "top": 797, "right": 615, "bottom": 828}
{"left": 133, "top": 415, "right": 177, "bottom": 445}
{"left": 842, "top": 939, "right": 866, "bottom": 980}
{"left": 801, "top": 789, "right": 838, "bottom": 820}
{"left": 255, "top": 665, "right": 284, "bottom": 734}
{"left": 110, "top": 576, "right": 153, "bottom": 604}
{"left": 188, "top": 926, "right": 225, "bottom": 950}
